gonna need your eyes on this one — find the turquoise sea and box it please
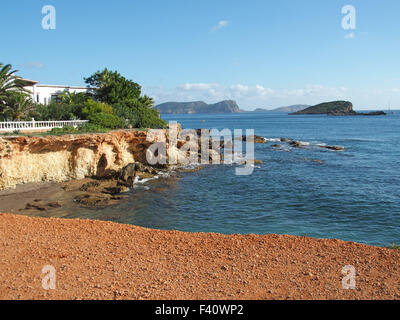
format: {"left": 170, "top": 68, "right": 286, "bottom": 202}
{"left": 30, "top": 112, "right": 400, "bottom": 247}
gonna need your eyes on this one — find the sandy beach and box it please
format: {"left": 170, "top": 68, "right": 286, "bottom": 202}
{"left": 0, "top": 212, "right": 399, "bottom": 300}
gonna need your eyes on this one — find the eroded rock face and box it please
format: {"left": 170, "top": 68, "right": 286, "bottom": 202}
{"left": 0, "top": 127, "right": 265, "bottom": 191}
{"left": 0, "top": 129, "right": 187, "bottom": 190}
{"left": 0, "top": 131, "right": 150, "bottom": 190}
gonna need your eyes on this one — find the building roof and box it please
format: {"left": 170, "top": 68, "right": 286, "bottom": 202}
{"left": 21, "top": 78, "right": 39, "bottom": 86}
{"left": 21, "top": 78, "right": 96, "bottom": 90}
{"left": 35, "top": 84, "right": 91, "bottom": 90}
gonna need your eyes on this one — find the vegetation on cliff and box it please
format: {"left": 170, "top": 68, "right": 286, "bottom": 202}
{"left": 154, "top": 100, "right": 240, "bottom": 114}
{"left": 0, "top": 63, "right": 167, "bottom": 131}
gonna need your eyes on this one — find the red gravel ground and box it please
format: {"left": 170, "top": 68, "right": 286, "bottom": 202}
{"left": 0, "top": 213, "right": 399, "bottom": 300}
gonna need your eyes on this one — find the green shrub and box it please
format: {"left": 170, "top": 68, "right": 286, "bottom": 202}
{"left": 48, "top": 124, "right": 111, "bottom": 135}
{"left": 49, "top": 125, "right": 76, "bottom": 135}
{"left": 35, "top": 102, "right": 76, "bottom": 121}
{"left": 135, "top": 105, "right": 167, "bottom": 129}
{"left": 78, "top": 123, "right": 109, "bottom": 133}
{"left": 82, "top": 100, "right": 113, "bottom": 118}
{"left": 112, "top": 100, "right": 140, "bottom": 126}
{"left": 112, "top": 100, "right": 167, "bottom": 129}
{"left": 88, "top": 112, "right": 126, "bottom": 129}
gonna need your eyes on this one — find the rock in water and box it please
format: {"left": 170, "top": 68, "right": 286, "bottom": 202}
{"left": 120, "top": 163, "right": 137, "bottom": 184}
{"left": 289, "top": 141, "right": 306, "bottom": 148}
{"left": 320, "top": 145, "right": 344, "bottom": 151}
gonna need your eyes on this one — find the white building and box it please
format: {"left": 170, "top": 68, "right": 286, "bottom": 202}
{"left": 22, "top": 79, "right": 92, "bottom": 105}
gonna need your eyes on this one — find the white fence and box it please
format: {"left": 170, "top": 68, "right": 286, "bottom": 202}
{"left": 0, "top": 119, "right": 89, "bottom": 132}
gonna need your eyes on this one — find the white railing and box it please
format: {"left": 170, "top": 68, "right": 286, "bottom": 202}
{"left": 0, "top": 119, "right": 89, "bottom": 132}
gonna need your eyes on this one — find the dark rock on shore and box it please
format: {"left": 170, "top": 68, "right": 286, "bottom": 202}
{"left": 289, "top": 141, "right": 307, "bottom": 148}
{"left": 79, "top": 181, "right": 100, "bottom": 192}
{"left": 356, "top": 111, "right": 386, "bottom": 116}
{"left": 328, "top": 110, "right": 386, "bottom": 116}
{"left": 48, "top": 202, "right": 62, "bottom": 208}
{"left": 25, "top": 203, "right": 47, "bottom": 211}
{"left": 119, "top": 163, "right": 137, "bottom": 186}
{"left": 102, "top": 186, "right": 129, "bottom": 195}
{"left": 25, "top": 201, "right": 62, "bottom": 211}
{"left": 320, "top": 145, "right": 344, "bottom": 151}
{"left": 235, "top": 135, "right": 267, "bottom": 143}
{"left": 74, "top": 194, "right": 114, "bottom": 208}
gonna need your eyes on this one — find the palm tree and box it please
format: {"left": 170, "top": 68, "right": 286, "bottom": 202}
{"left": 0, "top": 63, "right": 30, "bottom": 116}
{"left": 3, "top": 92, "right": 35, "bottom": 121}
{"left": 59, "top": 91, "right": 89, "bottom": 105}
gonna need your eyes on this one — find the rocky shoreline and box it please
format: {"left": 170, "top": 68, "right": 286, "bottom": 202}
{"left": 0, "top": 130, "right": 346, "bottom": 213}
{"left": 0, "top": 129, "right": 269, "bottom": 211}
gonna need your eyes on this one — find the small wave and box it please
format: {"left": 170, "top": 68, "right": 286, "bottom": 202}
{"left": 134, "top": 175, "right": 160, "bottom": 185}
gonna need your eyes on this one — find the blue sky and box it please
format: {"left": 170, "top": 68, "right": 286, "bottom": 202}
{"left": 1, "top": 0, "right": 400, "bottom": 110}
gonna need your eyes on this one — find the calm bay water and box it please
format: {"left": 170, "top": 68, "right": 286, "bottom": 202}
{"left": 31, "top": 112, "right": 400, "bottom": 247}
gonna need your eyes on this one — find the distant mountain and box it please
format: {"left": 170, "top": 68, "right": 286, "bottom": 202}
{"left": 290, "top": 101, "right": 354, "bottom": 115}
{"left": 253, "top": 105, "right": 309, "bottom": 113}
{"left": 154, "top": 100, "right": 241, "bottom": 114}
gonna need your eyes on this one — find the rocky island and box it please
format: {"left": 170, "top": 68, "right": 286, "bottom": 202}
{"left": 290, "top": 101, "right": 386, "bottom": 116}
{"left": 253, "top": 105, "right": 310, "bottom": 113}
{"left": 153, "top": 100, "right": 241, "bottom": 114}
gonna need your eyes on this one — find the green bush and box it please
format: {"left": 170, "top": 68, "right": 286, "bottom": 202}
{"left": 48, "top": 124, "right": 110, "bottom": 135}
{"left": 35, "top": 102, "right": 77, "bottom": 121}
{"left": 112, "top": 100, "right": 167, "bottom": 129}
{"left": 135, "top": 105, "right": 167, "bottom": 129}
{"left": 88, "top": 112, "right": 126, "bottom": 129}
{"left": 112, "top": 100, "right": 141, "bottom": 126}
{"left": 78, "top": 123, "right": 109, "bottom": 133}
{"left": 82, "top": 100, "right": 113, "bottom": 118}
{"left": 49, "top": 125, "right": 77, "bottom": 135}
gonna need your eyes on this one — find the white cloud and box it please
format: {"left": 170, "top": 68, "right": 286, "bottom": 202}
{"left": 211, "top": 20, "right": 230, "bottom": 32}
{"left": 179, "top": 83, "right": 219, "bottom": 91}
{"left": 21, "top": 61, "right": 45, "bottom": 69}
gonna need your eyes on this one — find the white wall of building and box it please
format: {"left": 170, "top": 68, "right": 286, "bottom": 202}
{"left": 24, "top": 83, "right": 91, "bottom": 105}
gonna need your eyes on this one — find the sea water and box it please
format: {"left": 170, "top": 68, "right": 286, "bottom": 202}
{"left": 27, "top": 112, "right": 400, "bottom": 247}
